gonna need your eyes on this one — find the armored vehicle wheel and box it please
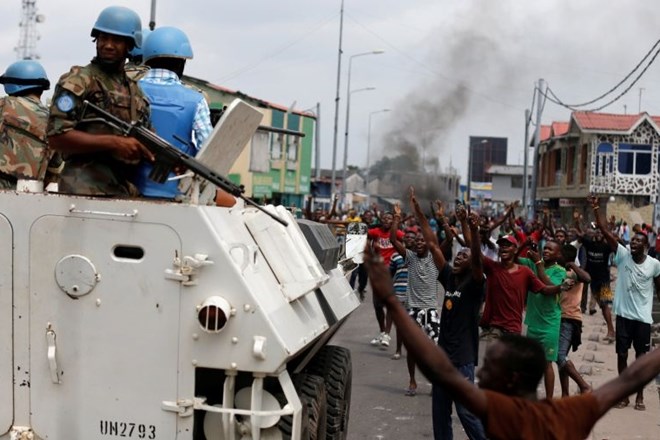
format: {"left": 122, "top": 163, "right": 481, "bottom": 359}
{"left": 305, "top": 345, "right": 352, "bottom": 440}
{"left": 278, "top": 373, "right": 327, "bottom": 440}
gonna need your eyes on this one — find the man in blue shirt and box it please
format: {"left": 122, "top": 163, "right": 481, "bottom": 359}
{"left": 589, "top": 195, "right": 660, "bottom": 411}
{"left": 135, "top": 26, "right": 213, "bottom": 199}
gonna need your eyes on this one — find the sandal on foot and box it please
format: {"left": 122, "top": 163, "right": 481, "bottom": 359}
{"left": 614, "top": 399, "right": 629, "bottom": 409}
{"left": 634, "top": 401, "right": 646, "bottom": 411}
{"left": 391, "top": 353, "right": 401, "bottom": 360}
{"left": 405, "top": 387, "right": 417, "bottom": 397}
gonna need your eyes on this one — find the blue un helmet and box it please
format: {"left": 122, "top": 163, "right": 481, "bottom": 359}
{"left": 142, "top": 26, "right": 193, "bottom": 62}
{"left": 91, "top": 6, "right": 143, "bottom": 49}
{"left": 0, "top": 60, "right": 50, "bottom": 95}
{"left": 128, "top": 28, "right": 151, "bottom": 61}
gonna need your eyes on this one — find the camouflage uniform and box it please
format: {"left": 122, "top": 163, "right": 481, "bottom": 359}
{"left": 47, "top": 59, "right": 150, "bottom": 196}
{"left": 125, "top": 62, "right": 150, "bottom": 82}
{"left": 0, "top": 95, "right": 52, "bottom": 189}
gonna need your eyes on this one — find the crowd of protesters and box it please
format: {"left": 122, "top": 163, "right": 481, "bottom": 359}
{"left": 307, "top": 189, "right": 660, "bottom": 440}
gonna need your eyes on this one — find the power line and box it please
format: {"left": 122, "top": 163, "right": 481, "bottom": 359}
{"left": 548, "top": 38, "right": 660, "bottom": 108}
{"left": 544, "top": 40, "right": 660, "bottom": 113}
{"left": 218, "top": 12, "right": 338, "bottom": 83}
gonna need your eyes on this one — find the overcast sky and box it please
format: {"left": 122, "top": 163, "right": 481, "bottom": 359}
{"left": 2, "top": 0, "right": 660, "bottom": 180}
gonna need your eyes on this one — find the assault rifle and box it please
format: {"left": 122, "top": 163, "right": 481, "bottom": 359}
{"left": 80, "top": 100, "right": 288, "bottom": 227}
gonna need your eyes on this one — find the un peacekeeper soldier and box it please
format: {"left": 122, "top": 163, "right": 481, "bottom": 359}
{"left": 47, "top": 5, "right": 154, "bottom": 196}
{"left": 0, "top": 60, "right": 62, "bottom": 190}
{"left": 135, "top": 26, "right": 213, "bottom": 199}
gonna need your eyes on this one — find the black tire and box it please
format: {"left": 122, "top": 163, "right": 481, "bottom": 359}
{"left": 305, "top": 345, "right": 352, "bottom": 440}
{"left": 278, "top": 373, "right": 327, "bottom": 440}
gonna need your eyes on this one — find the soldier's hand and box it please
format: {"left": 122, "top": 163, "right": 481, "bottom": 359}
{"left": 113, "top": 136, "right": 155, "bottom": 162}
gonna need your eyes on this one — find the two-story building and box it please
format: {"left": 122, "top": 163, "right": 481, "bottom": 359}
{"left": 536, "top": 112, "right": 660, "bottom": 224}
{"left": 183, "top": 75, "right": 316, "bottom": 209}
{"left": 486, "top": 164, "right": 532, "bottom": 208}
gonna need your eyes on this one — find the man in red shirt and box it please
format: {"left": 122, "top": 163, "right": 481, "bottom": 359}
{"left": 479, "top": 234, "right": 571, "bottom": 335}
{"left": 367, "top": 212, "right": 404, "bottom": 347}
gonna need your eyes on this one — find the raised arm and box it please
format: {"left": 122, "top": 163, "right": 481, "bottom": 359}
{"left": 467, "top": 211, "right": 483, "bottom": 281}
{"left": 434, "top": 200, "right": 457, "bottom": 254}
{"left": 566, "top": 261, "right": 591, "bottom": 284}
{"left": 573, "top": 209, "right": 585, "bottom": 239}
{"left": 364, "top": 243, "right": 487, "bottom": 418}
{"left": 543, "top": 207, "right": 555, "bottom": 237}
{"left": 390, "top": 203, "right": 407, "bottom": 258}
{"left": 328, "top": 194, "right": 339, "bottom": 219}
{"left": 490, "top": 201, "right": 515, "bottom": 231}
{"left": 456, "top": 204, "right": 471, "bottom": 247}
{"left": 411, "top": 188, "right": 446, "bottom": 269}
{"left": 588, "top": 194, "right": 618, "bottom": 252}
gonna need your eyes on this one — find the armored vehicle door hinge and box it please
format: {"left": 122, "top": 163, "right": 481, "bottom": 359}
{"left": 161, "top": 399, "right": 194, "bottom": 417}
{"left": 164, "top": 254, "right": 214, "bottom": 286}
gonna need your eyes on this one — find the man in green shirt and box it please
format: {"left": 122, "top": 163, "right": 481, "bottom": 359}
{"left": 519, "top": 240, "right": 568, "bottom": 398}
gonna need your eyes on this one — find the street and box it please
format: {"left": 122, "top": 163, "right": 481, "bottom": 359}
{"left": 331, "top": 286, "right": 660, "bottom": 439}
{"left": 330, "top": 290, "right": 466, "bottom": 439}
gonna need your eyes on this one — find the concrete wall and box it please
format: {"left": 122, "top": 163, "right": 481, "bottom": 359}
{"left": 605, "top": 199, "right": 653, "bottom": 226}
{"left": 491, "top": 175, "right": 527, "bottom": 203}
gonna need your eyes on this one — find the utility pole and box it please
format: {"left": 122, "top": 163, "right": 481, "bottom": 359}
{"left": 522, "top": 108, "right": 530, "bottom": 217}
{"left": 639, "top": 87, "right": 645, "bottom": 114}
{"left": 529, "top": 79, "right": 545, "bottom": 220}
{"left": 315, "top": 102, "right": 321, "bottom": 179}
{"left": 330, "top": 0, "right": 345, "bottom": 201}
{"left": 15, "top": 0, "right": 44, "bottom": 60}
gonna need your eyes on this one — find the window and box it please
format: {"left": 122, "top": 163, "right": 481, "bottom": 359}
{"left": 270, "top": 134, "right": 283, "bottom": 160}
{"left": 595, "top": 143, "right": 614, "bottom": 177}
{"left": 617, "top": 143, "right": 651, "bottom": 175}
{"left": 566, "top": 146, "right": 574, "bottom": 185}
{"left": 286, "top": 135, "right": 299, "bottom": 162}
{"left": 579, "top": 144, "right": 588, "bottom": 184}
{"left": 249, "top": 131, "right": 270, "bottom": 173}
{"left": 511, "top": 175, "right": 523, "bottom": 188}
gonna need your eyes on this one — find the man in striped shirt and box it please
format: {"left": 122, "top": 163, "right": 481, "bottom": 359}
{"left": 391, "top": 189, "right": 442, "bottom": 397}
{"left": 389, "top": 228, "right": 417, "bottom": 359}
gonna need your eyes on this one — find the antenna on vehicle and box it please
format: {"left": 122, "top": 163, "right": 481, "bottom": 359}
{"left": 149, "top": 0, "right": 157, "bottom": 30}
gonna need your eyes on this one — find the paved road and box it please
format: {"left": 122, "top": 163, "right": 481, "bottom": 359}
{"left": 330, "top": 290, "right": 468, "bottom": 439}
{"left": 331, "top": 285, "right": 660, "bottom": 439}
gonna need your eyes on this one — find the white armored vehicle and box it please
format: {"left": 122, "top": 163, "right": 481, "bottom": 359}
{"left": 0, "top": 100, "right": 360, "bottom": 440}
